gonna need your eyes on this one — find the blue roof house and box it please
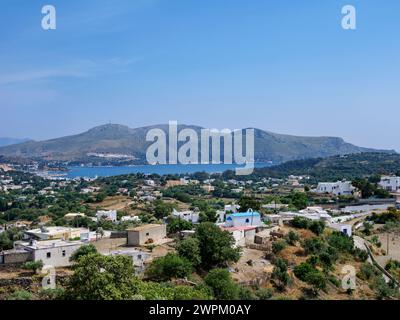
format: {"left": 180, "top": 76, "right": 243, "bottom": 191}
{"left": 225, "top": 210, "right": 262, "bottom": 227}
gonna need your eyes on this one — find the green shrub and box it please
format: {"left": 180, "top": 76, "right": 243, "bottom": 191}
{"left": 7, "top": 290, "right": 34, "bottom": 300}
{"left": 272, "top": 240, "right": 287, "bottom": 254}
{"left": 145, "top": 253, "right": 193, "bottom": 281}
{"left": 23, "top": 260, "right": 44, "bottom": 273}
{"left": 204, "top": 269, "right": 239, "bottom": 300}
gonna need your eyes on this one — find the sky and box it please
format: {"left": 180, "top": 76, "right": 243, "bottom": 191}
{"left": 0, "top": 0, "right": 399, "bottom": 151}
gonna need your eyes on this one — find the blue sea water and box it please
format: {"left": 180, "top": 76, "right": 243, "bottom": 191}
{"left": 64, "top": 163, "right": 271, "bottom": 178}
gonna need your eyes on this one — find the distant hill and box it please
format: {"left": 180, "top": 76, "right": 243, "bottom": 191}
{"left": 253, "top": 153, "right": 400, "bottom": 181}
{"left": 0, "top": 137, "right": 31, "bottom": 147}
{"left": 0, "top": 124, "right": 394, "bottom": 163}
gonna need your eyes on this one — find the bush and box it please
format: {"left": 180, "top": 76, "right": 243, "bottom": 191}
{"left": 327, "top": 231, "right": 354, "bottom": 253}
{"left": 173, "top": 285, "right": 213, "bottom": 300}
{"left": 354, "top": 248, "right": 369, "bottom": 262}
{"left": 255, "top": 288, "right": 273, "bottom": 300}
{"left": 7, "top": 290, "right": 34, "bottom": 300}
{"left": 285, "top": 231, "right": 300, "bottom": 245}
{"left": 271, "top": 258, "right": 290, "bottom": 290}
{"left": 372, "top": 276, "right": 397, "bottom": 300}
{"left": 272, "top": 240, "right": 287, "bottom": 254}
{"left": 358, "top": 263, "right": 378, "bottom": 280}
{"left": 38, "top": 288, "right": 65, "bottom": 300}
{"left": 309, "top": 221, "right": 325, "bottom": 236}
{"left": 204, "top": 269, "right": 239, "bottom": 300}
{"left": 302, "top": 237, "right": 326, "bottom": 255}
{"left": 146, "top": 253, "right": 193, "bottom": 281}
{"left": 23, "top": 260, "right": 44, "bottom": 273}
{"left": 294, "top": 262, "right": 327, "bottom": 294}
{"left": 291, "top": 217, "right": 310, "bottom": 229}
{"left": 238, "top": 286, "right": 258, "bottom": 300}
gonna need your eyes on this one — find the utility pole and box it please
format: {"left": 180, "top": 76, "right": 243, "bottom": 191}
{"left": 387, "top": 232, "right": 390, "bottom": 255}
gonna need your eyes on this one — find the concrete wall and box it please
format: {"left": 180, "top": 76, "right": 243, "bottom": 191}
{"left": 127, "top": 225, "right": 166, "bottom": 246}
{"left": 31, "top": 244, "right": 82, "bottom": 267}
{"left": 0, "top": 251, "right": 31, "bottom": 265}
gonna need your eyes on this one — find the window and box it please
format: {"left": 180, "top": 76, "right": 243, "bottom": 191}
{"left": 146, "top": 232, "right": 149, "bottom": 236}
{"left": 46, "top": 252, "right": 51, "bottom": 258}
{"left": 62, "top": 250, "right": 66, "bottom": 257}
{"left": 245, "top": 218, "right": 250, "bottom": 223}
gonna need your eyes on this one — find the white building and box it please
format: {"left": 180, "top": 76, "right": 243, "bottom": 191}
{"left": 221, "top": 226, "right": 257, "bottom": 247}
{"left": 327, "top": 223, "right": 352, "bottom": 237}
{"left": 299, "top": 207, "right": 332, "bottom": 221}
{"left": 315, "top": 181, "right": 355, "bottom": 196}
{"left": 121, "top": 215, "right": 141, "bottom": 223}
{"left": 15, "top": 240, "right": 84, "bottom": 267}
{"left": 24, "top": 226, "right": 83, "bottom": 241}
{"left": 224, "top": 204, "right": 240, "bottom": 213}
{"left": 378, "top": 176, "right": 400, "bottom": 192}
{"left": 172, "top": 209, "right": 199, "bottom": 224}
{"left": 108, "top": 249, "right": 151, "bottom": 274}
{"left": 96, "top": 210, "right": 117, "bottom": 222}
{"left": 225, "top": 210, "right": 262, "bottom": 228}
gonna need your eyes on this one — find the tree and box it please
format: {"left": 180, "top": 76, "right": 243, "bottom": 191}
{"left": 145, "top": 253, "right": 193, "bottom": 281}
{"left": 167, "top": 218, "right": 193, "bottom": 234}
{"left": 195, "top": 222, "right": 241, "bottom": 269}
{"left": 302, "top": 237, "right": 326, "bottom": 255}
{"left": 271, "top": 258, "right": 290, "bottom": 290}
{"left": 294, "top": 262, "right": 326, "bottom": 295}
{"left": 176, "top": 237, "right": 201, "bottom": 267}
{"left": 204, "top": 269, "right": 239, "bottom": 300}
{"left": 0, "top": 232, "right": 13, "bottom": 251}
{"left": 291, "top": 216, "right": 310, "bottom": 229}
{"left": 285, "top": 231, "right": 300, "bottom": 245}
{"left": 95, "top": 192, "right": 107, "bottom": 203}
{"left": 309, "top": 220, "right": 325, "bottom": 236}
{"left": 65, "top": 253, "right": 138, "bottom": 300}
{"left": 153, "top": 200, "right": 174, "bottom": 219}
{"left": 327, "top": 231, "right": 354, "bottom": 253}
{"left": 288, "top": 192, "right": 308, "bottom": 210}
{"left": 363, "top": 221, "right": 373, "bottom": 236}
{"left": 70, "top": 244, "right": 98, "bottom": 262}
{"left": 238, "top": 197, "right": 260, "bottom": 212}
{"left": 305, "top": 271, "right": 327, "bottom": 294}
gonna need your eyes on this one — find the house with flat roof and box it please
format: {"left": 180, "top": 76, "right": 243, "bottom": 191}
{"left": 24, "top": 226, "right": 82, "bottom": 241}
{"left": 225, "top": 210, "right": 262, "bottom": 227}
{"left": 172, "top": 209, "right": 199, "bottom": 224}
{"left": 96, "top": 210, "right": 117, "bottom": 222}
{"left": 13, "top": 239, "right": 84, "bottom": 267}
{"left": 221, "top": 226, "right": 257, "bottom": 247}
{"left": 127, "top": 224, "right": 167, "bottom": 246}
{"left": 315, "top": 181, "right": 355, "bottom": 196}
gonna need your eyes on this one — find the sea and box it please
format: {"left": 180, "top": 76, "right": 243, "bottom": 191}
{"left": 57, "top": 163, "right": 272, "bottom": 179}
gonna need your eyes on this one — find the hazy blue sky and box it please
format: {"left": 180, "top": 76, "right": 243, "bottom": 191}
{"left": 0, "top": 0, "right": 399, "bottom": 151}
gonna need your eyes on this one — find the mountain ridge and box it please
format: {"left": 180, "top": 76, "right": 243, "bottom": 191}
{"left": 0, "top": 124, "right": 395, "bottom": 163}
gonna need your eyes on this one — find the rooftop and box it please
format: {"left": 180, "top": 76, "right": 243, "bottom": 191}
{"left": 127, "top": 224, "right": 165, "bottom": 232}
{"left": 226, "top": 212, "right": 261, "bottom": 218}
{"left": 17, "top": 239, "right": 84, "bottom": 250}
{"left": 25, "top": 226, "right": 79, "bottom": 236}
